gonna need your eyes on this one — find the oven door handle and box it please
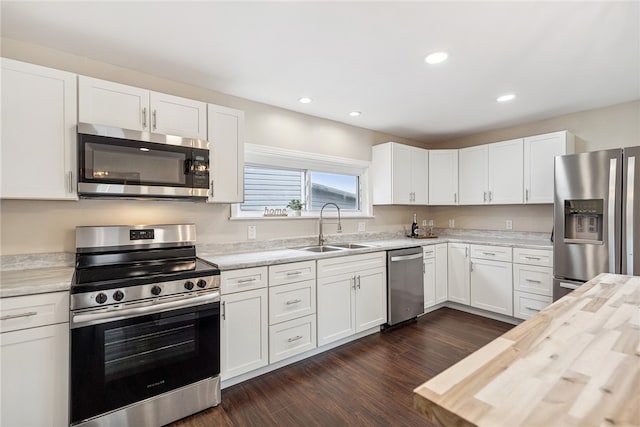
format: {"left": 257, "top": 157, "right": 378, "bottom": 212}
{"left": 71, "top": 291, "right": 220, "bottom": 328}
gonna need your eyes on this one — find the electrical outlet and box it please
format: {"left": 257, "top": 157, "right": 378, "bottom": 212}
{"left": 506, "top": 220, "right": 513, "bottom": 230}
{"left": 247, "top": 225, "right": 256, "bottom": 240}
{"left": 422, "top": 220, "right": 427, "bottom": 227}
{"left": 448, "top": 219, "right": 455, "bottom": 228}
{"left": 358, "top": 222, "right": 366, "bottom": 232}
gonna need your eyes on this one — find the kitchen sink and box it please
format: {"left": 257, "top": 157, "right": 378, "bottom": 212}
{"left": 296, "top": 245, "right": 345, "bottom": 253}
{"left": 329, "top": 243, "right": 374, "bottom": 249}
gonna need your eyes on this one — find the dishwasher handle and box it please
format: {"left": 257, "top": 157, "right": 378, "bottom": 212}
{"left": 390, "top": 253, "right": 423, "bottom": 262}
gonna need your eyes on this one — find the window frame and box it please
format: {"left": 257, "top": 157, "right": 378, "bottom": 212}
{"left": 231, "top": 144, "right": 371, "bottom": 219}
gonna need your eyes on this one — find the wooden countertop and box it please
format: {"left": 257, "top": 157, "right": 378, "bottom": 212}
{"left": 414, "top": 273, "right": 640, "bottom": 427}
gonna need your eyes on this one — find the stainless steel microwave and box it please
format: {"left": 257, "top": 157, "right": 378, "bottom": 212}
{"left": 77, "top": 123, "right": 209, "bottom": 200}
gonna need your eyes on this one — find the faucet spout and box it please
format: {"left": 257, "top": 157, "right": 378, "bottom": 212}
{"left": 319, "top": 202, "right": 342, "bottom": 246}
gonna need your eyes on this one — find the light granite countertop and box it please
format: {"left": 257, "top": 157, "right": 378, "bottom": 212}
{"left": 0, "top": 231, "right": 552, "bottom": 298}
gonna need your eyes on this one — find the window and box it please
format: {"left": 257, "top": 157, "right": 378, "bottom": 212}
{"left": 233, "top": 144, "right": 371, "bottom": 218}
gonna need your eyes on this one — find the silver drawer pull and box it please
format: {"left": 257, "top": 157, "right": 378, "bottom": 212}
{"left": 525, "top": 256, "right": 541, "bottom": 260}
{"left": 286, "top": 299, "right": 302, "bottom": 305}
{"left": 237, "top": 278, "right": 257, "bottom": 284}
{"left": 483, "top": 252, "right": 496, "bottom": 256}
{"left": 525, "top": 279, "right": 542, "bottom": 284}
{"left": 286, "top": 271, "right": 302, "bottom": 276}
{"left": 287, "top": 335, "right": 303, "bottom": 343}
{"left": 524, "top": 306, "right": 541, "bottom": 312}
{"left": 1, "top": 311, "right": 38, "bottom": 321}
{"left": 424, "top": 251, "right": 434, "bottom": 255}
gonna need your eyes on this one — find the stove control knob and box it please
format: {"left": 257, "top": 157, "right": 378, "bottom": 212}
{"left": 151, "top": 285, "right": 162, "bottom": 296}
{"left": 197, "top": 279, "right": 207, "bottom": 289}
{"left": 113, "top": 290, "right": 124, "bottom": 301}
{"left": 96, "top": 293, "right": 108, "bottom": 304}
{"left": 184, "top": 281, "right": 195, "bottom": 290}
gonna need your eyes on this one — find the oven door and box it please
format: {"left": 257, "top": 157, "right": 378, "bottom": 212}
{"left": 70, "top": 301, "right": 220, "bottom": 425}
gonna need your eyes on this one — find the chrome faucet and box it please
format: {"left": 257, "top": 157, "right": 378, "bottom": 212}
{"left": 319, "top": 202, "right": 342, "bottom": 246}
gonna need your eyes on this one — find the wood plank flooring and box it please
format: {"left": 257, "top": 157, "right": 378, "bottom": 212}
{"left": 170, "top": 308, "right": 514, "bottom": 427}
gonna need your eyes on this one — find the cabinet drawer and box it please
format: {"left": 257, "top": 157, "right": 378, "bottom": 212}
{"left": 423, "top": 246, "right": 436, "bottom": 259}
{"left": 269, "top": 261, "right": 316, "bottom": 287}
{"left": 221, "top": 266, "right": 268, "bottom": 294}
{"left": 470, "top": 244, "right": 512, "bottom": 262}
{"left": 513, "top": 264, "right": 552, "bottom": 296}
{"left": 269, "top": 314, "right": 316, "bottom": 364}
{"left": 269, "top": 280, "right": 316, "bottom": 325}
{"left": 0, "top": 291, "right": 69, "bottom": 333}
{"left": 513, "top": 291, "right": 552, "bottom": 320}
{"left": 513, "top": 247, "right": 553, "bottom": 267}
{"left": 317, "top": 252, "right": 386, "bottom": 278}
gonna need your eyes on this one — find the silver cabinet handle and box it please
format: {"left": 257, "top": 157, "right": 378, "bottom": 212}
{"left": 237, "top": 277, "right": 257, "bottom": 284}
{"left": 470, "top": 261, "right": 474, "bottom": 272}
{"left": 489, "top": 191, "right": 493, "bottom": 202}
{"left": 152, "top": 109, "right": 157, "bottom": 130}
{"left": 454, "top": 192, "right": 457, "bottom": 203}
{"left": 525, "top": 279, "right": 542, "bottom": 284}
{"left": 525, "top": 256, "right": 541, "bottom": 260}
{"left": 524, "top": 306, "right": 541, "bottom": 312}
{"left": 286, "top": 271, "right": 302, "bottom": 276}
{"left": 483, "top": 191, "right": 487, "bottom": 202}
{"left": 357, "top": 275, "right": 361, "bottom": 289}
{"left": 483, "top": 252, "right": 496, "bottom": 256}
{"left": 67, "top": 171, "right": 73, "bottom": 194}
{"left": 286, "top": 299, "right": 302, "bottom": 305}
{"left": 351, "top": 276, "right": 356, "bottom": 290}
{"left": 142, "top": 107, "right": 147, "bottom": 129}
{"left": 222, "top": 301, "right": 226, "bottom": 320}
{"left": 210, "top": 179, "right": 214, "bottom": 197}
{"left": 424, "top": 250, "right": 434, "bottom": 256}
{"left": 626, "top": 155, "right": 635, "bottom": 275}
{"left": 1, "top": 311, "right": 37, "bottom": 321}
{"left": 525, "top": 189, "right": 529, "bottom": 202}
{"left": 423, "top": 262, "right": 425, "bottom": 274}
{"left": 608, "top": 157, "right": 618, "bottom": 273}
{"left": 287, "top": 335, "right": 303, "bottom": 343}
{"left": 465, "top": 247, "right": 468, "bottom": 257}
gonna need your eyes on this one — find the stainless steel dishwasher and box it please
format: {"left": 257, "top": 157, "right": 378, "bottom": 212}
{"left": 386, "top": 246, "right": 424, "bottom": 326}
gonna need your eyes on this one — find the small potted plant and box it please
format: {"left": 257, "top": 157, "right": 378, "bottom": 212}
{"left": 287, "top": 199, "right": 304, "bottom": 216}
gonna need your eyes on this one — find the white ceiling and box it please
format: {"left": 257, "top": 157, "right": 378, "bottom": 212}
{"left": 1, "top": 1, "right": 639, "bottom": 143}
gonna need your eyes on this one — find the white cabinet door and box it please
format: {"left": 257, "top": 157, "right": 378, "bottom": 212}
{"left": 435, "top": 243, "right": 448, "bottom": 304}
{"left": 78, "top": 76, "right": 149, "bottom": 131}
{"left": 470, "top": 259, "right": 513, "bottom": 316}
{"left": 488, "top": 138, "right": 523, "bottom": 204}
{"left": 412, "top": 147, "right": 429, "bottom": 204}
{"left": 429, "top": 149, "right": 458, "bottom": 205}
{"left": 1, "top": 323, "right": 69, "bottom": 427}
{"left": 149, "top": 91, "right": 207, "bottom": 139}
{"left": 355, "top": 267, "right": 387, "bottom": 331}
{"left": 448, "top": 243, "right": 470, "bottom": 305}
{"left": 458, "top": 145, "right": 488, "bottom": 205}
{"left": 523, "top": 131, "right": 575, "bottom": 204}
{"left": 2, "top": 59, "right": 77, "bottom": 200}
{"left": 208, "top": 104, "right": 245, "bottom": 203}
{"left": 317, "top": 272, "right": 356, "bottom": 346}
{"left": 391, "top": 143, "right": 413, "bottom": 204}
{"left": 423, "top": 256, "right": 436, "bottom": 309}
{"left": 220, "top": 288, "right": 268, "bottom": 380}
{"left": 371, "top": 142, "right": 428, "bottom": 205}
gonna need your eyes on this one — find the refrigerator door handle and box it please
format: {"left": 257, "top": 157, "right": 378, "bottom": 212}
{"left": 626, "top": 156, "right": 635, "bottom": 275}
{"left": 608, "top": 158, "right": 617, "bottom": 273}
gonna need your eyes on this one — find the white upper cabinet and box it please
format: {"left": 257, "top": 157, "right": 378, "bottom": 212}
{"left": 458, "top": 139, "right": 523, "bottom": 205}
{"left": 523, "top": 131, "right": 575, "bottom": 204}
{"left": 78, "top": 76, "right": 207, "bottom": 139}
{"left": 207, "top": 104, "right": 245, "bottom": 203}
{"left": 1, "top": 58, "right": 78, "bottom": 200}
{"left": 429, "top": 149, "right": 458, "bottom": 205}
{"left": 458, "top": 145, "right": 488, "bottom": 205}
{"left": 371, "top": 142, "right": 428, "bottom": 205}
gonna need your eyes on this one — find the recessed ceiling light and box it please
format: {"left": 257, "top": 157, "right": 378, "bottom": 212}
{"left": 496, "top": 93, "right": 516, "bottom": 103}
{"left": 425, "top": 52, "right": 448, "bottom": 64}
{"left": 349, "top": 111, "right": 361, "bottom": 117}
{"left": 299, "top": 97, "right": 312, "bottom": 104}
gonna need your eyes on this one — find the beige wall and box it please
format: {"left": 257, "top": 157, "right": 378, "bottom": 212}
{"left": 0, "top": 38, "right": 426, "bottom": 255}
{"left": 1, "top": 38, "right": 638, "bottom": 254}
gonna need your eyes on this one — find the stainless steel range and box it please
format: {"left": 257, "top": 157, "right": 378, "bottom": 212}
{"left": 70, "top": 224, "right": 221, "bottom": 427}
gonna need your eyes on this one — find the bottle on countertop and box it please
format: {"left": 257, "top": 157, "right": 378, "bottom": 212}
{"left": 410, "top": 214, "right": 418, "bottom": 237}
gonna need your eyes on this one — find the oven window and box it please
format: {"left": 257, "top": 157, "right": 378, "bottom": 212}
{"left": 83, "top": 141, "right": 187, "bottom": 186}
{"left": 104, "top": 313, "right": 197, "bottom": 382}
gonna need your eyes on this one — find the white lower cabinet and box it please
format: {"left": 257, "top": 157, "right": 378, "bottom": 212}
{"left": 447, "top": 243, "right": 470, "bottom": 305}
{"left": 317, "top": 252, "right": 387, "bottom": 346}
{"left": 470, "top": 258, "right": 513, "bottom": 316}
{"left": 220, "top": 269, "right": 269, "bottom": 380}
{"left": 423, "top": 243, "right": 448, "bottom": 310}
{"left": 513, "top": 247, "right": 553, "bottom": 320}
{"left": 269, "top": 314, "right": 316, "bottom": 363}
{"left": 514, "top": 291, "right": 552, "bottom": 320}
{"left": 0, "top": 291, "right": 69, "bottom": 427}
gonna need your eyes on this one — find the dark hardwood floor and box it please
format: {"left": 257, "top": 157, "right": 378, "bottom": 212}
{"left": 171, "top": 308, "right": 514, "bottom": 427}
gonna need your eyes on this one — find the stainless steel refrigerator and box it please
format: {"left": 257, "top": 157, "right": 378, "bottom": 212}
{"left": 553, "top": 146, "right": 640, "bottom": 300}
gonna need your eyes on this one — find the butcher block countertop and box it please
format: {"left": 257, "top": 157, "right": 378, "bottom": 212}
{"left": 414, "top": 273, "right": 640, "bottom": 427}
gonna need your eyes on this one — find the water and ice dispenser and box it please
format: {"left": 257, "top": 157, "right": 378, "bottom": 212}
{"left": 563, "top": 199, "right": 604, "bottom": 243}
